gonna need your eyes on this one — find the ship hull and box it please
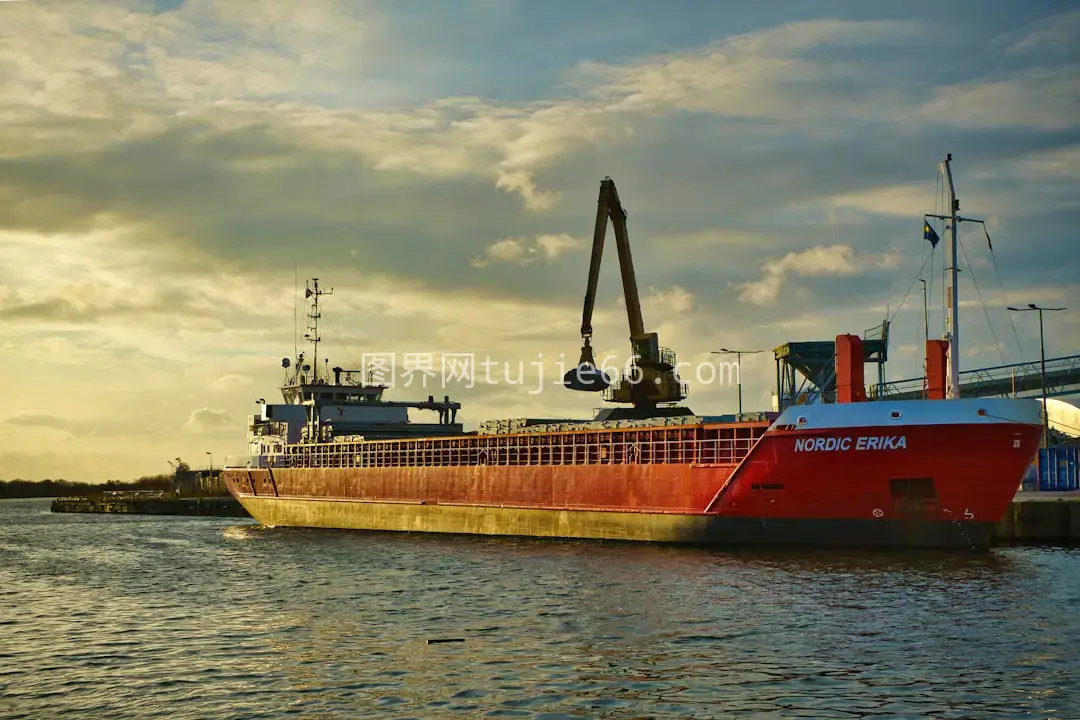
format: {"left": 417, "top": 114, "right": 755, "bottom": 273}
{"left": 233, "top": 494, "right": 995, "bottom": 549}
{"left": 224, "top": 397, "right": 1044, "bottom": 551}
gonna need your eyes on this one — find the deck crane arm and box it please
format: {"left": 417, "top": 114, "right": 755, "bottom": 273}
{"left": 572, "top": 178, "right": 645, "bottom": 379}
{"left": 564, "top": 177, "right": 687, "bottom": 410}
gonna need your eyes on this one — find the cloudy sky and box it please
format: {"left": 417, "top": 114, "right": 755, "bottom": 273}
{"left": 2, "top": 0, "right": 1078, "bottom": 482}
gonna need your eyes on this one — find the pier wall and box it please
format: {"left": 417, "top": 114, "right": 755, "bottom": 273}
{"left": 993, "top": 493, "right": 1080, "bottom": 544}
{"left": 51, "top": 494, "right": 250, "bottom": 518}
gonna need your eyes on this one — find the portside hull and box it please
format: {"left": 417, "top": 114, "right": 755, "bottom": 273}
{"left": 224, "top": 397, "right": 1044, "bottom": 551}
{"left": 234, "top": 495, "right": 994, "bottom": 550}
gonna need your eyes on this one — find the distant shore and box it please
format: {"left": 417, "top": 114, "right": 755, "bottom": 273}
{"left": 0, "top": 477, "right": 173, "bottom": 500}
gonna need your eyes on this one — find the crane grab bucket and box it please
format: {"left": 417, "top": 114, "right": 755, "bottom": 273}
{"left": 563, "top": 362, "right": 611, "bottom": 392}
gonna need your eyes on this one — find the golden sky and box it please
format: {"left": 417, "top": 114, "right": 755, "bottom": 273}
{"left": 2, "top": 1, "right": 1078, "bottom": 481}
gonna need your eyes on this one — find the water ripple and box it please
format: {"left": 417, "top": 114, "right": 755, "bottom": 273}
{"left": 1, "top": 498, "right": 1079, "bottom": 718}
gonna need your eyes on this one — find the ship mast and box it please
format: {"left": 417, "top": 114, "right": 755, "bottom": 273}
{"left": 925, "top": 154, "right": 987, "bottom": 400}
{"left": 941, "top": 154, "right": 960, "bottom": 399}
{"left": 304, "top": 278, "right": 333, "bottom": 383}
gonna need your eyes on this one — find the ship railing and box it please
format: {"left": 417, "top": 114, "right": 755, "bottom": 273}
{"left": 264, "top": 435, "right": 763, "bottom": 470}
{"left": 224, "top": 454, "right": 290, "bottom": 469}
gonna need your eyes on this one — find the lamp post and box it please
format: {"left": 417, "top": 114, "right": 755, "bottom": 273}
{"left": 711, "top": 348, "right": 763, "bottom": 416}
{"left": 206, "top": 451, "right": 213, "bottom": 475}
{"left": 1007, "top": 304, "right": 1066, "bottom": 448}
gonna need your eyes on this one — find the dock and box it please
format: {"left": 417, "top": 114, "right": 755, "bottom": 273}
{"left": 51, "top": 492, "right": 250, "bottom": 518}
{"left": 993, "top": 491, "right": 1080, "bottom": 544}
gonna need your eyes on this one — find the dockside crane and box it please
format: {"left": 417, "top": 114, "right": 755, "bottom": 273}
{"left": 563, "top": 177, "right": 689, "bottom": 417}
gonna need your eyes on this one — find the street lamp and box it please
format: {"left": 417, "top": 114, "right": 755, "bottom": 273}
{"left": 711, "top": 348, "right": 763, "bottom": 416}
{"left": 206, "top": 451, "right": 213, "bottom": 475}
{"left": 1007, "top": 304, "right": 1066, "bottom": 448}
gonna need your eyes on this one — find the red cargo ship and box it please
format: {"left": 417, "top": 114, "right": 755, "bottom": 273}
{"left": 224, "top": 396, "right": 1041, "bottom": 549}
{"left": 223, "top": 161, "right": 1044, "bottom": 550}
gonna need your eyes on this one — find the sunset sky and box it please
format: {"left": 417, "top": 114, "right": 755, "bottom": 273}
{"left": 2, "top": 0, "right": 1078, "bottom": 482}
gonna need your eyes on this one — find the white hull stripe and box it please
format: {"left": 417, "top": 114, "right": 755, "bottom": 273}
{"left": 771, "top": 397, "right": 1042, "bottom": 431}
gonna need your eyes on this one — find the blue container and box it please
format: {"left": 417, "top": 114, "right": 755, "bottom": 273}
{"left": 1067, "top": 447, "right": 1079, "bottom": 491}
{"left": 1021, "top": 460, "right": 1039, "bottom": 491}
{"left": 1036, "top": 446, "right": 1079, "bottom": 491}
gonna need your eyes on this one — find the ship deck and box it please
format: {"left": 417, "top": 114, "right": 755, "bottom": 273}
{"left": 229, "top": 419, "right": 771, "bottom": 471}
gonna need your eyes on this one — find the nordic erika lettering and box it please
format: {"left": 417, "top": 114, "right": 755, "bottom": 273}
{"left": 793, "top": 436, "right": 909, "bottom": 452}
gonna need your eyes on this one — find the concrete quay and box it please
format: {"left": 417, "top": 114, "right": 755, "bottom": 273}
{"left": 994, "top": 491, "right": 1080, "bottom": 544}
{"left": 51, "top": 494, "right": 250, "bottom": 518}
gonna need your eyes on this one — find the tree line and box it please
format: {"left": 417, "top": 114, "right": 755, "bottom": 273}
{"left": 0, "top": 460, "right": 203, "bottom": 498}
{"left": 0, "top": 475, "right": 173, "bottom": 499}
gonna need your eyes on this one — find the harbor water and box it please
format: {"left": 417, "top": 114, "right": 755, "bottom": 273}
{"left": 2, "top": 498, "right": 1078, "bottom": 719}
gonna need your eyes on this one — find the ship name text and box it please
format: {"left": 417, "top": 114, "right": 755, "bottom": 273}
{"left": 793, "top": 435, "right": 908, "bottom": 452}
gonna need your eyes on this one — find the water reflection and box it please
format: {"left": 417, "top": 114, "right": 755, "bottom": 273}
{"left": 2, "top": 499, "right": 1078, "bottom": 719}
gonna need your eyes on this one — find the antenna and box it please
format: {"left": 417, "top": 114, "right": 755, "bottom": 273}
{"left": 293, "top": 258, "right": 299, "bottom": 364}
{"left": 304, "top": 278, "right": 333, "bottom": 382}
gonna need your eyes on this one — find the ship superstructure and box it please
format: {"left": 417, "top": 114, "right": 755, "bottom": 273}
{"left": 247, "top": 278, "right": 464, "bottom": 457}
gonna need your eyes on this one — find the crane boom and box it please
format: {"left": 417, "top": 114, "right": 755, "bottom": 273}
{"left": 564, "top": 176, "right": 688, "bottom": 413}
{"left": 580, "top": 177, "right": 646, "bottom": 340}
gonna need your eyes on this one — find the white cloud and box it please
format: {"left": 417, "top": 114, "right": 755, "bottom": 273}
{"left": 182, "top": 407, "right": 232, "bottom": 434}
{"left": 573, "top": 19, "right": 926, "bottom": 118}
{"left": 647, "top": 286, "right": 695, "bottom": 314}
{"left": 825, "top": 181, "right": 1028, "bottom": 219}
{"left": 1010, "top": 144, "right": 1080, "bottom": 181}
{"left": 471, "top": 234, "right": 582, "bottom": 267}
{"left": 495, "top": 171, "right": 561, "bottom": 211}
{"left": 918, "top": 67, "right": 1080, "bottom": 131}
{"left": 1004, "top": 10, "right": 1080, "bottom": 57}
{"left": 0, "top": 9, "right": 941, "bottom": 214}
{"left": 211, "top": 375, "right": 255, "bottom": 391}
{"left": 535, "top": 233, "right": 581, "bottom": 260}
{"left": 471, "top": 238, "right": 528, "bottom": 266}
{"left": 736, "top": 244, "right": 900, "bottom": 306}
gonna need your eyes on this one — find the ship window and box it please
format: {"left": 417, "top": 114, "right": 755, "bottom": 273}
{"left": 889, "top": 478, "right": 936, "bottom": 500}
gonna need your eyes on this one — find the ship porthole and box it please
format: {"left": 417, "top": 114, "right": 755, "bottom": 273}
{"left": 890, "top": 411, "right": 901, "bottom": 419}
{"left": 797, "top": 416, "right": 807, "bottom": 426}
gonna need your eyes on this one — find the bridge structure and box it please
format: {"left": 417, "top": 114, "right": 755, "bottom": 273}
{"left": 877, "top": 354, "right": 1080, "bottom": 401}
{"left": 774, "top": 334, "right": 1080, "bottom": 409}
{"left": 774, "top": 322, "right": 891, "bottom": 409}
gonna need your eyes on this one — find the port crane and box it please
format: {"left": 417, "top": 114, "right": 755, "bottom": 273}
{"left": 563, "top": 177, "right": 689, "bottom": 416}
